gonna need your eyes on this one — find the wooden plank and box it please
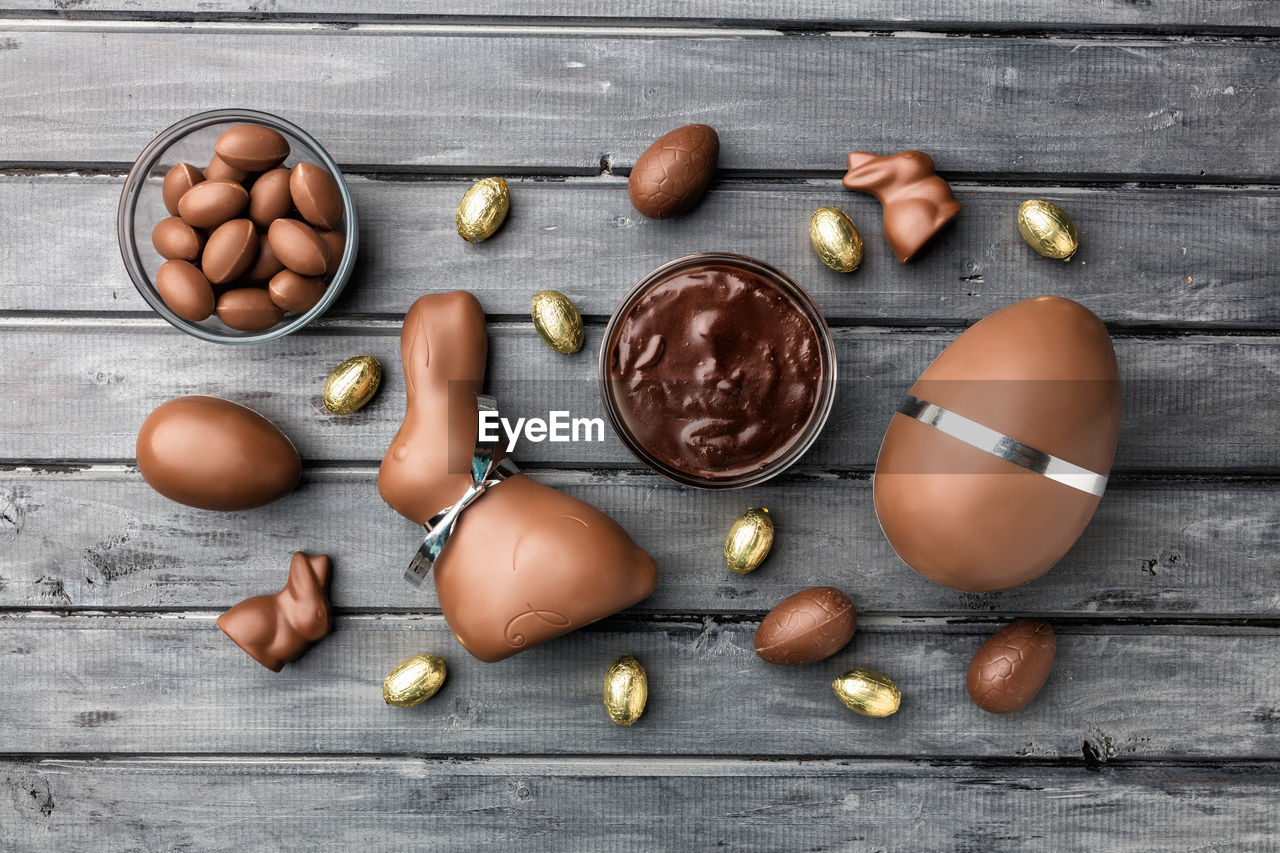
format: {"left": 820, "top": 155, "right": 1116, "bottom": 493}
{"left": 8, "top": 174, "right": 1280, "bottom": 326}
{"left": 0, "top": 321, "right": 1275, "bottom": 470}
{"left": 2, "top": 29, "right": 1279, "bottom": 180}
{"left": 0, "top": 614, "right": 1277, "bottom": 758}
{"left": 4, "top": 1, "right": 1279, "bottom": 31}
{"left": 3, "top": 757, "right": 1278, "bottom": 852}
{"left": 2, "top": 467, "right": 1276, "bottom": 617}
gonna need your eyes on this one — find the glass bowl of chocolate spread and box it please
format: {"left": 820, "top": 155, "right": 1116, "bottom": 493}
{"left": 600, "top": 253, "right": 836, "bottom": 489}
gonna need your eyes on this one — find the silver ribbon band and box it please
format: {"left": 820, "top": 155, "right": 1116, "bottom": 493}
{"left": 896, "top": 395, "right": 1108, "bottom": 498}
{"left": 405, "top": 394, "right": 520, "bottom": 587}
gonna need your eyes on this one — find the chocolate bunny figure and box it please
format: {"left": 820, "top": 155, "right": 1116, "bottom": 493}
{"left": 842, "top": 150, "right": 962, "bottom": 264}
{"left": 217, "top": 551, "right": 333, "bottom": 672}
{"left": 379, "top": 291, "right": 658, "bottom": 662}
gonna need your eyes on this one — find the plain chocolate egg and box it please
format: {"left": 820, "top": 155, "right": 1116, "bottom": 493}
{"left": 966, "top": 619, "right": 1056, "bottom": 714}
{"left": 155, "top": 259, "right": 215, "bottom": 322}
{"left": 216, "top": 287, "right": 284, "bottom": 331}
{"left": 244, "top": 237, "right": 286, "bottom": 283}
{"left": 136, "top": 395, "right": 301, "bottom": 511}
{"left": 161, "top": 163, "right": 204, "bottom": 216}
{"left": 873, "top": 296, "right": 1121, "bottom": 592}
{"left": 214, "top": 124, "right": 290, "bottom": 172}
{"left": 204, "top": 153, "right": 249, "bottom": 184}
{"left": 754, "top": 586, "right": 856, "bottom": 665}
{"left": 151, "top": 216, "right": 205, "bottom": 261}
{"left": 202, "top": 219, "right": 259, "bottom": 285}
{"left": 317, "top": 229, "right": 345, "bottom": 275}
{"left": 628, "top": 124, "right": 719, "bottom": 219}
{"left": 268, "top": 269, "right": 326, "bottom": 313}
{"left": 177, "top": 180, "right": 249, "bottom": 230}
{"left": 268, "top": 218, "right": 328, "bottom": 276}
{"left": 248, "top": 167, "right": 294, "bottom": 228}
{"left": 289, "top": 162, "right": 343, "bottom": 230}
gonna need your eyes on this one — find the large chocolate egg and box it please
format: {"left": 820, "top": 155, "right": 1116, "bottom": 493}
{"left": 136, "top": 395, "right": 301, "bottom": 511}
{"left": 873, "top": 296, "right": 1120, "bottom": 592}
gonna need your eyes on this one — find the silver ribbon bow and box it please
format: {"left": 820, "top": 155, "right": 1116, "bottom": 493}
{"left": 404, "top": 394, "right": 520, "bottom": 587}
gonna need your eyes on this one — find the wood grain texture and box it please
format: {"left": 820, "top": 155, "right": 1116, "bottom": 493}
{"left": 2, "top": 29, "right": 1279, "bottom": 179}
{"left": 5, "top": 1, "right": 1280, "bottom": 31}
{"left": 0, "top": 321, "right": 1274, "bottom": 470}
{"left": 3, "top": 757, "right": 1278, "bottom": 853}
{"left": 2, "top": 467, "right": 1276, "bottom": 617}
{"left": 1, "top": 613, "right": 1277, "bottom": 758}
{"left": 7, "top": 174, "right": 1280, "bottom": 326}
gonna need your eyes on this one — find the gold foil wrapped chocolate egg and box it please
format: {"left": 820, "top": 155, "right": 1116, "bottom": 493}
{"left": 323, "top": 355, "right": 382, "bottom": 415}
{"left": 382, "top": 653, "right": 447, "bottom": 707}
{"left": 531, "top": 290, "right": 585, "bottom": 355}
{"left": 809, "top": 206, "right": 863, "bottom": 273}
{"left": 833, "top": 668, "right": 901, "bottom": 718}
{"left": 603, "top": 654, "right": 648, "bottom": 726}
{"left": 1017, "top": 199, "right": 1079, "bottom": 260}
{"left": 723, "top": 507, "right": 774, "bottom": 574}
{"left": 456, "top": 177, "right": 510, "bottom": 243}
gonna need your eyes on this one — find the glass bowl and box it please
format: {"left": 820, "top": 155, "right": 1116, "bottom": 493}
{"left": 599, "top": 252, "right": 837, "bottom": 489}
{"left": 117, "top": 108, "right": 359, "bottom": 344}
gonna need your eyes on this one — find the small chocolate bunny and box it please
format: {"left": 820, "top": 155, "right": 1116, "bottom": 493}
{"left": 218, "top": 551, "right": 333, "bottom": 672}
{"left": 842, "top": 150, "right": 962, "bottom": 264}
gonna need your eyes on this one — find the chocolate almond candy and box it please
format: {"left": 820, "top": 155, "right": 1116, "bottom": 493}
{"left": 268, "top": 218, "right": 328, "bottom": 276}
{"left": 155, "top": 259, "right": 215, "bottom": 322}
{"left": 842, "top": 150, "right": 962, "bottom": 264}
{"left": 204, "top": 153, "right": 249, "bottom": 184}
{"left": 217, "top": 287, "right": 284, "bottom": 331}
{"left": 290, "top": 162, "right": 343, "bottom": 230}
{"left": 136, "top": 395, "right": 300, "bottom": 511}
{"left": 161, "top": 163, "right": 204, "bottom": 216}
{"left": 218, "top": 552, "right": 332, "bottom": 672}
{"left": 378, "top": 291, "right": 658, "bottom": 663}
{"left": 214, "top": 124, "right": 290, "bottom": 172}
{"left": 151, "top": 216, "right": 205, "bottom": 262}
{"left": 317, "top": 229, "right": 346, "bottom": 275}
{"left": 178, "top": 180, "right": 249, "bottom": 230}
{"left": 202, "top": 219, "right": 259, "bottom": 285}
{"left": 248, "top": 167, "right": 294, "bottom": 229}
{"left": 268, "top": 269, "right": 326, "bottom": 313}
{"left": 244, "top": 237, "right": 286, "bottom": 284}
{"left": 628, "top": 123, "right": 719, "bottom": 219}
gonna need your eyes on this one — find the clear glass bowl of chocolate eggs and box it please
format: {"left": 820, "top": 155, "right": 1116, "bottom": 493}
{"left": 117, "top": 109, "right": 358, "bottom": 343}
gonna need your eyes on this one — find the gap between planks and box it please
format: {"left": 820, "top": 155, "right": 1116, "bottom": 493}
{"left": 1, "top": 17, "right": 1279, "bottom": 43}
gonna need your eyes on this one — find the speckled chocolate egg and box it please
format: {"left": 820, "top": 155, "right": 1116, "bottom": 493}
{"left": 136, "top": 395, "right": 301, "bottom": 511}
{"left": 754, "top": 586, "right": 856, "bottom": 666}
{"left": 874, "top": 296, "right": 1121, "bottom": 592}
{"left": 628, "top": 124, "right": 719, "bottom": 219}
{"left": 967, "top": 619, "right": 1056, "bottom": 714}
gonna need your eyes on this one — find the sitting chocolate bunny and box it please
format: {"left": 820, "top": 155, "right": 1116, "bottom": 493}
{"left": 842, "top": 150, "right": 962, "bottom": 264}
{"left": 218, "top": 551, "right": 333, "bottom": 672}
{"left": 379, "top": 291, "right": 657, "bottom": 662}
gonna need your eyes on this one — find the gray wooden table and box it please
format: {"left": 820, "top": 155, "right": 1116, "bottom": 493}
{"left": 2, "top": 3, "right": 1279, "bottom": 851}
